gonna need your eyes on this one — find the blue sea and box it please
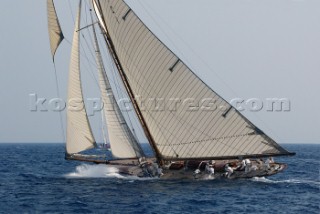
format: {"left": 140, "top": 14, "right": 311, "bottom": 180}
{"left": 0, "top": 144, "right": 319, "bottom": 214}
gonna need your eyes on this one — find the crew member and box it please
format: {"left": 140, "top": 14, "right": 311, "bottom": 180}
{"left": 224, "top": 164, "right": 234, "bottom": 178}
{"left": 205, "top": 160, "right": 215, "bottom": 176}
{"left": 244, "top": 158, "right": 251, "bottom": 173}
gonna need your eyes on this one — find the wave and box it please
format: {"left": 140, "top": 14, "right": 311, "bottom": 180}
{"left": 64, "top": 164, "right": 158, "bottom": 181}
{"left": 251, "top": 177, "right": 320, "bottom": 186}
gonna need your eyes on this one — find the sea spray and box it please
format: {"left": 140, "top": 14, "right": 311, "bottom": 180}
{"left": 65, "top": 164, "right": 124, "bottom": 178}
{"left": 65, "top": 164, "right": 159, "bottom": 180}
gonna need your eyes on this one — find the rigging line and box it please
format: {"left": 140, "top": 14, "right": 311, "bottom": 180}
{"left": 67, "top": 0, "right": 75, "bottom": 24}
{"left": 84, "top": 13, "right": 97, "bottom": 60}
{"left": 79, "top": 32, "right": 100, "bottom": 89}
{"left": 52, "top": 62, "right": 66, "bottom": 142}
{"left": 64, "top": 37, "right": 72, "bottom": 45}
{"left": 140, "top": 0, "right": 283, "bottom": 143}
{"left": 80, "top": 15, "right": 98, "bottom": 66}
{"left": 80, "top": 11, "right": 109, "bottom": 89}
{"left": 81, "top": 33, "right": 98, "bottom": 67}
{"left": 81, "top": 4, "right": 97, "bottom": 61}
{"left": 84, "top": 0, "right": 88, "bottom": 24}
{"left": 80, "top": 43, "right": 100, "bottom": 89}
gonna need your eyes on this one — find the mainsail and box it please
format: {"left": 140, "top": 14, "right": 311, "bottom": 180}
{"left": 66, "top": 0, "right": 96, "bottom": 154}
{"left": 47, "top": 0, "right": 64, "bottom": 60}
{"left": 93, "top": 0, "right": 294, "bottom": 161}
{"left": 91, "top": 15, "right": 144, "bottom": 158}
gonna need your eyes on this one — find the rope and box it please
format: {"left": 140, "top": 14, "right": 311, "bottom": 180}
{"left": 52, "top": 61, "right": 66, "bottom": 142}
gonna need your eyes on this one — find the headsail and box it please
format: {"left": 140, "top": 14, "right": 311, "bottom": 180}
{"left": 93, "top": 0, "right": 294, "bottom": 161}
{"left": 47, "top": 0, "right": 64, "bottom": 60}
{"left": 91, "top": 14, "right": 144, "bottom": 158}
{"left": 66, "top": 0, "right": 96, "bottom": 154}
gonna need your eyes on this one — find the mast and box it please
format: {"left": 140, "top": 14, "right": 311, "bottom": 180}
{"left": 92, "top": 0, "right": 162, "bottom": 163}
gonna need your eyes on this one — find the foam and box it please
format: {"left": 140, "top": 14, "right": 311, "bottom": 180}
{"left": 64, "top": 164, "right": 158, "bottom": 181}
{"left": 251, "top": 177, "right": 320, "bottom": 186}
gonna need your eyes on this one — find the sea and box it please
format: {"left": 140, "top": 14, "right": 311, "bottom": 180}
{"left": 0, "top": 143, "right": 319, "bottom": 214}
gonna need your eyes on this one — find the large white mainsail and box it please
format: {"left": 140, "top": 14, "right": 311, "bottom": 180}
{"left": 93, "top": 0, "right": 294, "bottom": 161}
{"left": 91, "top": 15, "right": 144, "bottom": 158}
{"left": 66, "top": 0, "right": 96, "bottom": 154}
{"left": 47, "top": 0, "right": 64, "bottom": 60}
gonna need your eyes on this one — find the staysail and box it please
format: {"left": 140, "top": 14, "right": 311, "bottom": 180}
{"left": 91, "top": 15, "right": 144, "bottom": 158}
{"left": 66, "top": 0, "right": 96, "bottom": 154}
{"left": 93, "top": 0, "right": 294, "bottom": 161}
{"left": 47, "top": 0, "right": 64, "bottom": 60}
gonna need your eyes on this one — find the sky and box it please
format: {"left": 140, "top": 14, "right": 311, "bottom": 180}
{"left": 0, "top": 0, "right": 319, "bottom": 144}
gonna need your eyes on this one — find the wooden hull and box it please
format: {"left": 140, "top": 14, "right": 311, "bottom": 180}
{"left": 104, "top": 158, "right": 287, "bottom": 180}
{"left": 161, "top": 163, "right": 287, "bottom": 180}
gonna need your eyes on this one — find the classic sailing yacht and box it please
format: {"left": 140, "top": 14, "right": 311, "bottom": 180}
{"left": 47, "top": 0, "right": 295, "bottom": 179}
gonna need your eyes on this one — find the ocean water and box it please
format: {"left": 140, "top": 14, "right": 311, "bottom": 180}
{"left": 0, "top": 144, "right": 319, "bottom": 214}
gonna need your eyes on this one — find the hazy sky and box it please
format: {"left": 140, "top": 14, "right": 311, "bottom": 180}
{"left": 0, "top": 0, "right": 319, "bottom": 144}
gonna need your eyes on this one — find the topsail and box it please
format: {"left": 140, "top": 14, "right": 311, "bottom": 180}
{"left": 47, "top": 0, "right": 64, "bottom": 60}
{"left": 93, "top": 0, "right": 294, "bottom": 161}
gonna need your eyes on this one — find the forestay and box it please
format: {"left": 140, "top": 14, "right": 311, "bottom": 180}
{"left": 94, "top": 0, "right": 292, "bottom": 160}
